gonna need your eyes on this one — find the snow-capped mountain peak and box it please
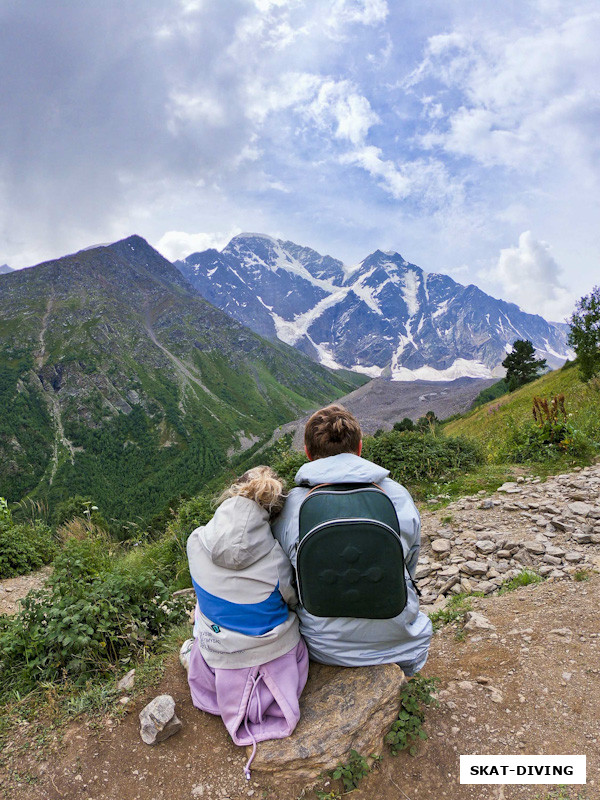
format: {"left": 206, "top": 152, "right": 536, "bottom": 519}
{"left": 175, "top": 235, "right": 572, "bottom": 381}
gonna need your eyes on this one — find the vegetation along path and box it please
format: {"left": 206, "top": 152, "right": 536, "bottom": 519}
{"left": 2, "top": 464, "right": 599, "bottom": 800}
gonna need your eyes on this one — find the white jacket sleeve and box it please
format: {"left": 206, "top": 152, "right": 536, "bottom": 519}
{"left": 271, "top": 540, "right": 298, "bottom": 608}
{"left": 271, "top": 487, "right": 307, "bottom": 568}
{"left": 382, "top": 478, "right": 421, "bottom": 577}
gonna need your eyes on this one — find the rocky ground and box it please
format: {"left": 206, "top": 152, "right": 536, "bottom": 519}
{"left": 2, "top": 464, "right": 599, "bottom": 800}
{"left": 417, "top": 464, "right": 600, "bottom": 605}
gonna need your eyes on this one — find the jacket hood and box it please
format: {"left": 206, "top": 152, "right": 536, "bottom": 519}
{"left": 200, "top": 496, "right": 274, "bottom": 570}
{"left": 295, "top": 453, "right": 390, "bottom": 486}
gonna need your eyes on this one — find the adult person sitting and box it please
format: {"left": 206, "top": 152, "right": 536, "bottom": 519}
{"left": 272, "top": 404, "right": 432, "bottom": 676}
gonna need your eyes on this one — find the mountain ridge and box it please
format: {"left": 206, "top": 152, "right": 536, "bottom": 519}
{"left": 176, "top": 233, "right": 572, "bottom": 381}
{"left": 0, "top": 235, "right": 362, "bottom": 522}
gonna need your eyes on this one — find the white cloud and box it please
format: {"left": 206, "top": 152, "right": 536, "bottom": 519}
{"left": 307, "top": 80, "right": 380, "bottom": 145}
{"left": 167, "top": 90, "right": 227, "bottom": 129}
{"left": 253, "top": 0, "right": 291, "bottom": 11}
{"left": 245, "top": 72, "right": 322, "bottom": 124}
{"left": 489, "top": 231, "right": 575, "bottom": 320}
{"left": 156, "top": 229, "right": 241, "bottom": 261}
{"left": 341, "top": 146, "right": 410, "bottom": 198}
{"left": 412, "top": 12, "right": 600, "bottom": 173}
{"left": 328, "top": 0, "right": 389, "bottom": 27}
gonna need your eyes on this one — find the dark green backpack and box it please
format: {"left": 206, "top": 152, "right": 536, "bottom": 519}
{"left": 296, "top": 483, "right": 408, "bottom": 619}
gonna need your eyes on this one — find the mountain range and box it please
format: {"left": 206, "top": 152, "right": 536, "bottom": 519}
{"left": 0, "top": 264, "right": 13, "bottom": 275}
{"left": 176, "top": 233, "right": 572, "bottom": 381}
{"left": 0, "top": 236, "right": 361, "bottom": 523}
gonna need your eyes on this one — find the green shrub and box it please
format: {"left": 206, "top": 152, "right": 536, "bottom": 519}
{"left": 415, "top": 410, "right": 440, "bottom": 432}
{"left": 393, "top": 417, "right": 415, "bottom": 432}
{"left": 269, "top": 443, "right": 308, "bottom": 489}
{"left": 331, "top": 750, "right": 370, "bottom": 792}
{"left": 52, "top": 495, "right": 107, "bottom": 529}
{"left": 0, "top": 534, "right": 190, "bottom": 696}
{"left": 363, "top": 431, "right": 484, "bottom": 484}
{"left": 470, "top": 379, "right": 510, "bottom": 409}
{"left": 428, "top": 593, "right": 477, "bottom": 632}
{"left": 0, "top": 515, "right": 57, "bottom": 579}
{"left": 499, "top": 420, "right": 593, "bottom": 464}
{"left": 386, "top": 675, "right": 439, "bottom": 755}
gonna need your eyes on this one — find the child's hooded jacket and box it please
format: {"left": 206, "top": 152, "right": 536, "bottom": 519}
{"left": 187, "top": 495, "right": 300, "bottom": 669}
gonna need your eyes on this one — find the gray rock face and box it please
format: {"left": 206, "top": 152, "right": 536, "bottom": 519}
{"left": 139, "top": 694, "right": 182, "bottom": 745}
{"left": 117, "top": 668, "right": 136, "bottom": 692}
{"left": 431, "top": 539, "right": 452, "bottom": 555}
{"left": 461, "top": 561, "right": 488, "bottom": 576}
{"left": 249, "top": 663, "right": 407, "bottom": 780}
{"left": 475, "top": 540, "right": 497, "bottom": 554}
{"left": 568, "top": 502, "right": 592, "bottom": 517}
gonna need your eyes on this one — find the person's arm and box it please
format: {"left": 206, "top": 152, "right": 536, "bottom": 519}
{"left": 271, "top": 540, "right": 298, "bottom": 607}
{"left": 382, "top": 478, "right": 421, "bottom": 577}
{"left": 271, "top": 487, "right": 306, "bottom": 568}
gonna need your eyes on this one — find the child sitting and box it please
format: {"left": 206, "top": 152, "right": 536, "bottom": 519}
{"left": 182, "top": 466, "right": 308, "bottom": 779}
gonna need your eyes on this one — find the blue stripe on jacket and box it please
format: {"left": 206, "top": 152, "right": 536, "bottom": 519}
{"left": 191, "top": 577, "right": 289, "bottom": 636}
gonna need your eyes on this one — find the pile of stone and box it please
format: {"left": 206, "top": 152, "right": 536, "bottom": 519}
{"left": 418, "top": 464, "right": 600, "bottom": 604}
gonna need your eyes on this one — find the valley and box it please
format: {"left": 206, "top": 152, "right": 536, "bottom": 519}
{"left": 269, "top": 376, "right": 498, "bottom": 450}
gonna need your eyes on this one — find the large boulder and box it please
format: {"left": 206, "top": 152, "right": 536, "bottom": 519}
{"left": 249, "top": 662, "right": 407, "bottom": 780}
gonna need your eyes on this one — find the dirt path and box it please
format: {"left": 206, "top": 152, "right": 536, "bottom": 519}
{"left": 3, "top": 466, "right": 599, "bottom": 800}
{"left": 0, "top": 565, "right": 52, "bottom": 615}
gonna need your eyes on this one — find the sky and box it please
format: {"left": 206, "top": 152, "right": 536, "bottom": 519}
{"left": 1, "top": 0, "right": 599, "bottom": 322}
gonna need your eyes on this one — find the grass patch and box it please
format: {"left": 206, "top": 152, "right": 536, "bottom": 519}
{"left": 444, "top": 364, "right": 600, "bottom": 465}
{"left": 573, "top": 569, "right": 592, "bottom": 582}
{"left": 0, "top": 647, "right": 172, "bottom": 791}
{"left": 428, "top": 593, "right": 480, "bottom": 632}
{"left": 534, "top": 787, "right": 589, "bottom": 800}
{"left": 499, "top": 569, "right": 544, "bottom": 594}
{"left": 408, "top": 463, "right": 525, "bottom": 506}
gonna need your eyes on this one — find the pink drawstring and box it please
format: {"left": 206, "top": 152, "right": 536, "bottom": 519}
{"left": 243, "top": 672, "right": 264, "bottom": 780}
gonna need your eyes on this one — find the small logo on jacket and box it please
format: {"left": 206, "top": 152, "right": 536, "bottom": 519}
{"left": 211, "top": 624, "right": 221, "bottom": 633}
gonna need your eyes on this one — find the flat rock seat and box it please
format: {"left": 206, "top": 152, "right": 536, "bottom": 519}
{"left": 248, "top": 661, "right": 407, "bottom": 780}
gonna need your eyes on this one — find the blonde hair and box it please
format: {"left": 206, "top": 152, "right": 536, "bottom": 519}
{"left": 217, "top": 466, "right": 285, "bottom": 515}
{"left": 304, "top": 404, "right": 362, "bottom": 459}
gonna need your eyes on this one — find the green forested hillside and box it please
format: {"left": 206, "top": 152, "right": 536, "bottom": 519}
{"left": 0, "top": 236, "right": 364, "bottom": 525}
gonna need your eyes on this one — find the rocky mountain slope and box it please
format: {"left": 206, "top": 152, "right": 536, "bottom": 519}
{"left": 176, "top": 233, "right": 572, "bottom": 381}
{"left": 270, "top": 376, "right": 497, "bottom": 451}
{"left": 0, "top": 236, "right": 361, "bottom": 522}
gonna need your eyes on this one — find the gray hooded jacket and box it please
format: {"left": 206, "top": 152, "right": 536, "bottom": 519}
{"left": 188, "top": 496, "right": 300, "bottom": 668}
{"left": 271, "top": 453, "right": 432, "bottom": 670}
